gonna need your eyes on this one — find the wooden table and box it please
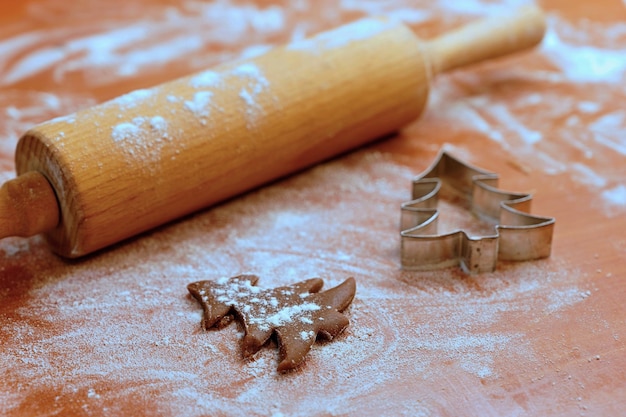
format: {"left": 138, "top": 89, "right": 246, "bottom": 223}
{"left": 1, "top": 1, "right": 624, "bottom": 415}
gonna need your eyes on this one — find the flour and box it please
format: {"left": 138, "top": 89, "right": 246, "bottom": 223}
{"left": 483, "top": 102, "right": 543, "bottom": 145}
{"left": 577, "top": 101, "right": 601, "bottom": 114}
{"left": 2, "top": 47, "right": 66, "bottom": 85}
{"left": 111, "top": 115, "right": 170, "bottom": 159}
{"left": 239, "top": 88, "right": 256, "bottom": 108}
{"left": 149, "top": 115, "right": 168, "bottom": 131}
{"left": 541, "top": 22, "right": 626, "bottom": 84}
{"left": 0, "top": 150, "right": 590, "bottom": 416}
{"left": 340, "top": 0, "right": 433, "bottom": 24}
{"left": 231, "top": 63, "right": 268, "bottom": 85}
{"left": 603, "top": 184, "right": 626, "bottom": 206}
{"left": 423, "top": 13, "right": 626, "bottom": 218}
{"left": 0, "top": 91, "right": 91, "bottom": 157}
{"left": 46, "top": 114, "right": 77, "bottom": 125}
{"left": 570, "top": 163, "right": 608, "bottom": 187}
{"left": 288, "top": 18, "right": 392, "bottom": 52}
{"left": 0, "top": 32, "right": 43, "bottom": 70}
{"left": 0, "top": 2, "right": 288, "bottom": 86}
{"left": 253, "top": 303, "right": 320, "bottom": 330}
{"left": 589, "top": 111, "right": 626, "bottom": 156}
{"left": 238, "top": 44, "right": 273, "bottom": 60}
{"left": 0, "top": 1, "right": 620, "bottom": 415}
{"left": 112, "top": 89, "right": 154, "bottom": 110}
{"left": 232, "top": 63, "right": 270, "bottom": 124}
{"left": 189, "top": 70, "right": 222, "bottom": 89}
{"left": 111, "top": 122, "right": 142, "bottom": 144}
{"left": 196, "top": 276, "right": 326, "bottom": 333}
{"left": 120, "top": 36, "right": 206, "bottom": 77}
{"left": 601, "top": 184, "right": 626, "bottom": 216}
{"left": 0, "top": 237, "right": 34, "bottom": 257}
{"left": 181, "top": 63, "right": 269, "bottom": 125}
{"left": 184, "top": 91, "right": 213, "bottom": 121}
{"left": 434, "top": 0, "right": 531, "bottom": 16}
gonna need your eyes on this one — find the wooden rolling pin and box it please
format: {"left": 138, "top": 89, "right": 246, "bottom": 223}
{"left": 1, "top": 6, "right": 546, "bottom": 258}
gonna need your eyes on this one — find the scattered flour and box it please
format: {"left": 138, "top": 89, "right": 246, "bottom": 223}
{"left": 110, "top": 115, "right": 170, "bottom": 159}
{"left": 422, "top": 14, "right": 626, "bottom": 219}
{"left": 232, "top": 63, "right": 270, "bottom": 124}
{"left": 0, "top": 1, "right": 621, "bottom": 416}
{"left": 601, "top": 184, "right": 626, "bottom": 217}
{"left": 184, "top": 91, "right": 213, "bottom": 122}
{"left": 578, "top": 101, "right": 601, "bottom": 114}
{"left": 0, "top": 149, "right": 592, "bottom": 416}
{"left": 239, "top": 88, "right": 256, "bottom": 107}
{"left": 541, "top": 23, "right": 626, "bottom": 84}
{"left": 111, "top": 122, "right": 142, "bottom": 143}
{"left": 0, "top": 91, "right": 91, "bottom": 156}
{"left": 570, "top": 163, "right": 608, "bottom": 187}
{"left": 253, "top": 303, "right": 320, "bottom": 331}
{"left": 340, "top": 0, "right": 432, "bottom": 24}
{"left": 288, "top": 18, "right": 392, "bottom": 52}
{"left": 181, "top": 62, "right": 270, "bottom": 126}
{"left": 111, "top": 89, "right": 154, "bottom": 110}
{"left": 231, "top": 63, "right": 268, "bottom": 85}
{"left": 0, "top": 2, "right": 288, "bottom": 86}
{"left": 589, "top": 111, "right": 626, "bottom": 156}
{"left": 1, "top": 47, "right": 66, "bottom": 85}
{"left": 0, "top": 237, "right": 34, "bottom": 257}
{"left": 199, "top": 276, "right": 324, "bottom": 332}
{"left": 433, "top": 0, "right": 531, "bottom": 16}
{"left": 189, "top": 70, "right": 222, "bottom": 89}
{"left": 602, "top": 184, "right": 626, "bottom": 206}
{"left": 482, "top": 102, "right": 543, "bottom": 145}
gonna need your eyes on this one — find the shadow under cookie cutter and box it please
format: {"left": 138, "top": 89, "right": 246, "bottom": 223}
{"left": 400, "top": 150, "right": 555, "bottom": 274}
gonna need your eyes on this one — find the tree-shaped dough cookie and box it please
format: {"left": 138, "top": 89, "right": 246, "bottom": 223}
{"left": 188, "top": 275, "right": 356, "bottom": 372}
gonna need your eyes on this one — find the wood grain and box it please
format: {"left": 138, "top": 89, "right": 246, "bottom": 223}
{"left": 0, "top": 1, "right": 624, "bottom": 416}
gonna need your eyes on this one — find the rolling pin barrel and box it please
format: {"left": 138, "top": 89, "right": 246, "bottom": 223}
{"left": 16, "top": 19, "right": 430, "bottom": 257}
{"left": 11, "top": 7, "right": 546, "bottom": 257}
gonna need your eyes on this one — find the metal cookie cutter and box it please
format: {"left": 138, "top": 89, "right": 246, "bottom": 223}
{"left": 400, "top": 150, "right": 555, "bottom": 273}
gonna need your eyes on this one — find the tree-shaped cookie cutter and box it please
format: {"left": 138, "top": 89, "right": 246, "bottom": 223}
{"left": 400, "top": 150, "right": 555, "bottom": 273}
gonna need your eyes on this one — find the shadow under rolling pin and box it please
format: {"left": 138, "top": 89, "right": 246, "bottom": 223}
{"left": 1, "top": 5, "right": 546, "bottom": 258}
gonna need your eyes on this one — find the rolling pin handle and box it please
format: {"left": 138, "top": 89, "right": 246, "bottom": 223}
{"left": 0, "top": 172, "right": 59, "bottom": 239}
{"left": 426, "top": 4, "right": 547, "bottom": 75}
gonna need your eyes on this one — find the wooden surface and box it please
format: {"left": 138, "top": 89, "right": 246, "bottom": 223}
{"left": 1, "top": 1, "right": 625, "bottom": 416}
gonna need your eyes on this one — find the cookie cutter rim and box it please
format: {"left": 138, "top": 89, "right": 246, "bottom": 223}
{"left": 400, "top": 150, "right": 555, "bottom": 274}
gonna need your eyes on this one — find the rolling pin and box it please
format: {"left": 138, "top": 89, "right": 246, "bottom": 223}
{"left": 1, "top": 6, "right": 546, "bottom": 258}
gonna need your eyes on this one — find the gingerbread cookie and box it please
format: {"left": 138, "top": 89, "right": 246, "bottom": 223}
{"left": 187, "top": 275, "right": 356, "bottom": 372}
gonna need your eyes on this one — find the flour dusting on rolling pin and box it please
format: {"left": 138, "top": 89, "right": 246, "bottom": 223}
{"left": 0, "top": 6, "right": 546, "bottom": 257}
